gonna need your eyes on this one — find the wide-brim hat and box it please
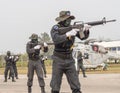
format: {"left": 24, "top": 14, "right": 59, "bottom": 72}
{"left": 29, "top": 33, "right": 38, "bottom": 39}
{"left": 55, "top": 11, "right": 75, "bottom": 22}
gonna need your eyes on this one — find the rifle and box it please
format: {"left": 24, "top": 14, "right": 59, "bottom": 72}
{"left": 59, "top": 17, "right": 116, "bottom": 34}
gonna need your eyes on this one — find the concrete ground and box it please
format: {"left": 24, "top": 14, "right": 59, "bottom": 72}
{"left": 0, "top": 74, "right": 120, "bottom": 93}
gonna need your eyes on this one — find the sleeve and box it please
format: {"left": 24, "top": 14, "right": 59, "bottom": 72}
{"left": 26, "top": 42, "right": 35, "bottom": 54}
{"left": 50, "top": 25, "right": 71, "bottom": 44}
{"left": 14, "top": 56, "right": 19, "bottom": 62}
{"left": 76, "top": 29, "right": 90, "bottom": 40}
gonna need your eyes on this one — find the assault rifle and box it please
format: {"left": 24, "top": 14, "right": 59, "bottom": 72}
{"left": 59, "top": 17, "right": 116, "bottom": 34}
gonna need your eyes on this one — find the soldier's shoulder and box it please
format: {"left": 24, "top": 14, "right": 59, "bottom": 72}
{"left": 52, "top": 24, "right": 60, "bottom": 31}
{"left": 27, "top": 41, "right": 32, "bottom": 45}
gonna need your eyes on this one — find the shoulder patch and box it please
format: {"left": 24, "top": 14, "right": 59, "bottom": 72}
{"left": 53, "top": 25, "right": 59, "bottom": 31}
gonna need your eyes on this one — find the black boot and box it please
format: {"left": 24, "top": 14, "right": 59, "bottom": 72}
{"left": 83, "top": 75, "right": 87, "bottom": 78}
{"left": 83, "top": 71, "right": 87, "bottom": 78}
{"left": 12, "top": 79, "right": 16, "bottom": 82}
{"left": 16, "top": 76, "right": 19, "bottom": 79}
{"left": 4, "top": 77, "right": 7, "bottom": 82}
{"left": 4, "top": 79, "right": 7, "bottom": 82}
{"left": 8, "top": 77, "right": 10, "bottom": 79}
{"left": 41, "top": 87, "right": 46, "bottom": 93}
{"left": 12, "top": 77, "right": 16, "bottom": 82}
{"left": 44, "top": 74, "right": 47, "bottom": 78}
{"left": 28, "top": 86, "right": 32, "bottom": 93}
{"left": 51, "top": 90, "right": 59, "bottom": 93}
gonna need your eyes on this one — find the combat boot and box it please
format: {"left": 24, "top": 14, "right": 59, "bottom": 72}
{"left": 12, "top": 77, "right": 16, "bottom": 82}
{"left": 8, "top": 77, "right": 11, "bottom": 79}
{"left": 4, "top": 79, "right": 7, "bottom": 82}
{"left": 44, "top": 74, "right": 47, "bottom": 78}
{"left": 12, "top": 79, "right": 16, "bottom": 82}
{"left": 83, "top": 73, "right": 87, "bottom": 78}
{"left": 41, "top": 87, "right": 46, "bottom": 93}
{"left": 83, "top": 71, "right": 87, "bottom": 78}
{"left": 83, "top": 75, "right": 87, "bottom": 78}
{"left": 4, "top": 77, "right": 7, "bottom": 82}
{"left": 16, "top": 76, "right": 19, "bottom": 79}
{"left": 28, "top": 86, "right": 32, "bottom": 93}
{"left": 51, "top": 90, "right": 59, "bottom": 93}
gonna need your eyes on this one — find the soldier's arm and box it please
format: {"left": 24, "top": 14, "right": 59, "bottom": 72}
{"left": 51, "top": 25, "right": 71, "bottom": 44}
{"left": 26, "top": 42, "right": 35, "bottom": 54}
{"left": 76, "top": 29, "right": 90, "bottom": 40}
{"left": 4, "top": 56, "right": 10, "bottom": 62}
{"left": 14, "top": 56, "right": 19, "bottom": 62}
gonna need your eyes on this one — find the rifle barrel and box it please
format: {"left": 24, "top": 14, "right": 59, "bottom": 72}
{"left": 106, "top": 19, "right": 116, "bottom": 23}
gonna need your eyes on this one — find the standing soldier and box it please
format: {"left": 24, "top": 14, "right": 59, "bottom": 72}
{"left": 50, "top": 11, "right": 91, "bottom": 93}
{"left": 8, "top": 55, "right": 20, "bottom": 79}
{"left": 26, "top": 33, "right": 48, "bottom": 93}
{"left": 40, "top": 55, "right": 47, "bottom": 78}
{"left": 77, "top": 51, "right": 87, "bottom": 78}
{"left": 4, "top": 51, "right": 15, "bottom": 82}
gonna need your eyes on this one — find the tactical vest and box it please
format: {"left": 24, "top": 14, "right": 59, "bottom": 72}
{"left": 28, "top": 41, "right": 40, "bottom": 60}
{"left": 55, "top": 36, "right": 75, "bottom": 53}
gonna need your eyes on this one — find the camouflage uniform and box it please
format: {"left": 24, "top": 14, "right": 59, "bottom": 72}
{"left": 50, "top": 11, "right": 90, "bottom": 93}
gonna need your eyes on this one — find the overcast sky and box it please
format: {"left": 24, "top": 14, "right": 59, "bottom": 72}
{"left": 0, "top": 0, "right": 119, "bottom": 54}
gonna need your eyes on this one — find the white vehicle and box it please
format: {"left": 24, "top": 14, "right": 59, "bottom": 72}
{"left": 94, "top": 40, "right": 120, "bottom": 63}
{"left": 72, "top": 41, "right": 118, "bottom": 70}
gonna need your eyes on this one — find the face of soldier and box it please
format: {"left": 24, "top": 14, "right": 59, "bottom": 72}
{"left": 64, "top": 18, "right": 71, "bottom": 27}
{"left": 7, "top": 52, "right": 11, "bottom": 56}
{"left": 31, "top": 39, "right": 38, "bottom": 43}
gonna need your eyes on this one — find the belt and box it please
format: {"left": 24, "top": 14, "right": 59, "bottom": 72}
{"left": 54, "top": 51, "right": 72, "bottom": 59}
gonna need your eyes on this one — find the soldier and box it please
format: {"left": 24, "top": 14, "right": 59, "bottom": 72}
{"left": 4, "top": 51, "right": 15, "bottom": 82}
{"left": 26, "top": 33, "right": 48, "bottom": 93}
{"left": 77, "top": 51, "right": 87, "bottom": 78}
{"left": 50, "top": 11, "right": 91, "bottom": 93}
{"left": 8, "top": 55, "right": 20, "bottom": 79}
{"left": 40, "top": 55, "right": 47, "bottom": 78}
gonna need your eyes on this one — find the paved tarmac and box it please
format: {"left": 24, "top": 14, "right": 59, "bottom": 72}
{"left": 0, "top": 74, "right": 120, "bottom": 93}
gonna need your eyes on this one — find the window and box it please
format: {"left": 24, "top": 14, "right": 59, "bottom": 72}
{"left": 111, "top": 47, "right": 116, "bottom": 51}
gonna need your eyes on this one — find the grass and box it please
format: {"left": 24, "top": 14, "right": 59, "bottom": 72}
{"left": 0, "top": 61, "right": 120, "bottom": 75}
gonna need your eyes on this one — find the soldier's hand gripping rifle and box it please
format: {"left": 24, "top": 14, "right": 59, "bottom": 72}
{"left": 59, "top": 17, "right": 116, "bottom": 34}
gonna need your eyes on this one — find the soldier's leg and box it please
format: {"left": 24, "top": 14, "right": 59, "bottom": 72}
{"left": 4, "top": 66, "right": 9, "bottom": 82}
{"left": 10, "top": 66, "right": 15, "bottom": 82}
{"left": 43, "top": 64, "right": 47, "bottom": 77}
{"left": 35, "top": 61, "right": 45, "bottom": 93}
{"left": 77, "top": 63, "right": 80, "bottom": 75}
{"left": 27, "top": 61, "right": 34, "bottom": 93}
{"left": 50, "top": 60, "right": 63, "bottom": 93}
{"left": 8, "top": 69, "right": 11, "bottom": 79}
{"left": 14, "top": 65, "right": 18, "bottom": 79}
{"left": 81, "top": 66, "right": 87, "bottom": 77}
{"left": 65, "top": 59, "right": 82, "bottom": 93}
